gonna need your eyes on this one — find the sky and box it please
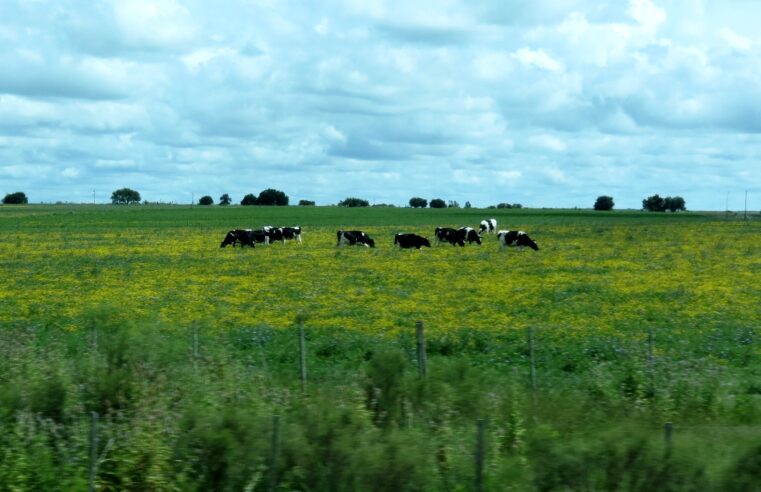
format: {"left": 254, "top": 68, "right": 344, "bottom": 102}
{"left": 1, "top": 0, "right": 759, "bottom": 210}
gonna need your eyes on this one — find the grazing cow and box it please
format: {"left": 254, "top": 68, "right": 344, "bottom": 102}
{"left": 497, "top": 230, "right": 539, "bottom": 251}
{"left": 337, "top": 230, "right": 375, "bottom": 248}
{"left": 457, "top": 226, "right": 482, "bottom": 245}
{"left": 435, "top": 227, "right": 481, "bottom": 246}
{"left": 394, "top": 233, "right": 431, "bottom": 249}
{"left": 479, "top": 218, "right": 497, "bottom": 235}
{"left": 435, "top": 227, "right": 461, "bottom": 246}
{"left": 220, "top": 229, "right": 268, "bottom": 248}
{"left": 263, "top": 226, "right": 302, "bottom": 244}
{"left": 262, "top": 226, "right": 282, "bottom": 244}
{"left": 281, "top": 226, "right": 303, "bottom": 244}
{"left": 220, "top": 229, "right": 249, "bottom": 248}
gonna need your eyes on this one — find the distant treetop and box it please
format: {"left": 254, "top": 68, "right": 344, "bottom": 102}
{"left": 256, "top": 188, "right": 289, "bottom": 206}
{"left": 3, "top": 191, "right": 28, "bottom": 204}
{"left": 642, "top": 194, "right": 686, "bottom": 212}
{"left": 594, "top": 196, "right": 615, "bottom": 211}
{"left": 110, "top": 188, "right": 141, "bottom": 205}
{"left": 337, "top": 197, "right": 369, "bottom": 207}
{"left": 409, "top": 197, "right": 427, "bottom": 208}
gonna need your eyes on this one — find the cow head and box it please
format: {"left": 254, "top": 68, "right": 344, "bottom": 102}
{"left": 521, "top": 234, "right": 539, "bottom": 250}
{"left": 220, "top": 231, "right": 237, "bottom": 248}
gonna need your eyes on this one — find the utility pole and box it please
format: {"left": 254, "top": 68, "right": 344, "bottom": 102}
{"left": 744, "top": 190, "right": 748, "bottom": 221}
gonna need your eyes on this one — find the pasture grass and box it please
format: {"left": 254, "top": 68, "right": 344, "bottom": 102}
{"left": 0, "top": 204, "right": 759, "bottom": 490}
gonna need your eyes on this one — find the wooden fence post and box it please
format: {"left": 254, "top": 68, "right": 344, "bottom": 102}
{"left": 528, "top": 328, "right": 537, "bottom": 391}
{"left": 269, "top": 415, "right": 281, "bottom": 492}
{"left": 475, "top": 419, "right": 486, "bottom": 492}
{"left": 89, "top": 411, "right": 98, "bottom": 492}
{"left": 416, "top": 320, "right": 427, "bottom": 378}
{"left": 298, "top": 321, "right": 307, "bottom": 392}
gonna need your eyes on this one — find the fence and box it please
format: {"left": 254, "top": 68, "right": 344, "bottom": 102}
{"left": 73, "top": 318, "right": 725, "bottom": 490}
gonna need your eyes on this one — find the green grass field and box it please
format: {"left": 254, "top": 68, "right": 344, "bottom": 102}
{"left": 1, "top": 204, "right": 759, "bottom": 490}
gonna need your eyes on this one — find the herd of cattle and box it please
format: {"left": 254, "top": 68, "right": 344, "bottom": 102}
{"left": 221, "top": 219, "right": 539, "bottom": 252}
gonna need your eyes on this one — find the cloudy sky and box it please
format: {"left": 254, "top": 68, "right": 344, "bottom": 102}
{"left": 1, "top": 0, "right": 759, "bottom": 209}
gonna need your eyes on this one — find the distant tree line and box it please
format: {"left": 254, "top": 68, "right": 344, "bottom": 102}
{"left": 408, "top": 197, "right": 472, "bottom": 208}
{"left": 196, "top": 194, "right": 233, "bottom": 205}
{"left": 15, "top": 187, "right": 691, "bottom": 213}
{"left": 240, "top": 188, "right": 289, "bottom": 206}
{"left": 493, "top": 202, "right": 523, "bottom": 209}
{"left": 592, "top": 194, "right": 687, "bottom": 212}
{"left": 201, "top": 192, "right": 319, "bottom": 206}
{"left": 643, "top": 194, "right": 686, "bottom": 212}
{"left": 338, "top": 197, "right": 369, "bottom": 207}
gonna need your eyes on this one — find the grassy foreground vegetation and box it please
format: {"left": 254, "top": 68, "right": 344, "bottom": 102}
{"left": 1, "top": 205, "right": 759, "bottom": 490}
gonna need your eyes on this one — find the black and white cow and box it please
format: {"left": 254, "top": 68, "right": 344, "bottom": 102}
{"left": 394, "top": 233, "right": 431, "bottom": 249}
{"left": 281, "top": 226, "right": 302, "bottom": 244}
{"left": 497, "top": 230, "right": 539, "bottom": 251}
{"left": 262, "top": 226, "right": 302, "bottom": 244}
{"left": 457, "top": 226, "right": 482, "bottom": 245}
{"left": 337, "top": 230, "right": 375, "bottom": 248}
{"left": 220, "top": 229, "right": 251, "bottom": 248}
{"left": 479, "top": 218, "right": 497, "bottom": 235}
{"left": 435, "top": 227, "right": 460, "bottom": 246}
{"left": 435, "top": 227, "right": 481, "bottom": 246}
{"left": 262, "top": 226, "right": 281, "bottom": 244}
{"left": 220, "top": 229, "right": 269, "bottom": 248}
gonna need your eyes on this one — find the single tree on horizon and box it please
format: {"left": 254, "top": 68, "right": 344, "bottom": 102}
{"left": 409, "top": 197, "right": 427, "bottom": 208}
{"left": 594, "top": 195, "right": 615, "bottom": 211}
{"left": 2, "top": 191, "right": 28, "bottom": 204}
{"left": 110, "top": 188, "right": 141, "bottom": 205}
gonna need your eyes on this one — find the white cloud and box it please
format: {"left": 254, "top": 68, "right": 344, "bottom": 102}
{"left": 512, "top": 47, "right": 564, "bottom": 72}
{"left": 529, "top": 134, "right": 567, "bottom": 152}
{"left": 473, "top": 52, "right": 513, "bottom": 80}
{"left": 61, "top": 167, "right": 79, "bottom": 178}
{"left": 182, "top": 47, "right": 237, "bottom": 71}
{"left": 314, "top": 17, "right": 329, "bottom": 36}
{"left": 496, "top": 170, "right": 522, "bottom": 184}
{"left": 0, "top": 0, "right": 759, "bottom": 209}
{"left": 627, "top": 0, "right": 666, "bottom": 33}
{"left": 112, "top": 0, "right": 196, "bottom": 49}
{"left": 719, "top": 28, "right": 752, "bottom": 52}
{"left": 453, "top": 169, "right": 481, "bottom": 185}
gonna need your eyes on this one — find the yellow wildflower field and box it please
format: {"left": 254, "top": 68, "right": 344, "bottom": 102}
{"left": 1, "top": 207, "right": 758, "bottom": 339}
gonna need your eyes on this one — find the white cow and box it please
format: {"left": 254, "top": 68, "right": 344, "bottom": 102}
{"left": 479, "top": 218, "right": 497, "bottom": 235}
